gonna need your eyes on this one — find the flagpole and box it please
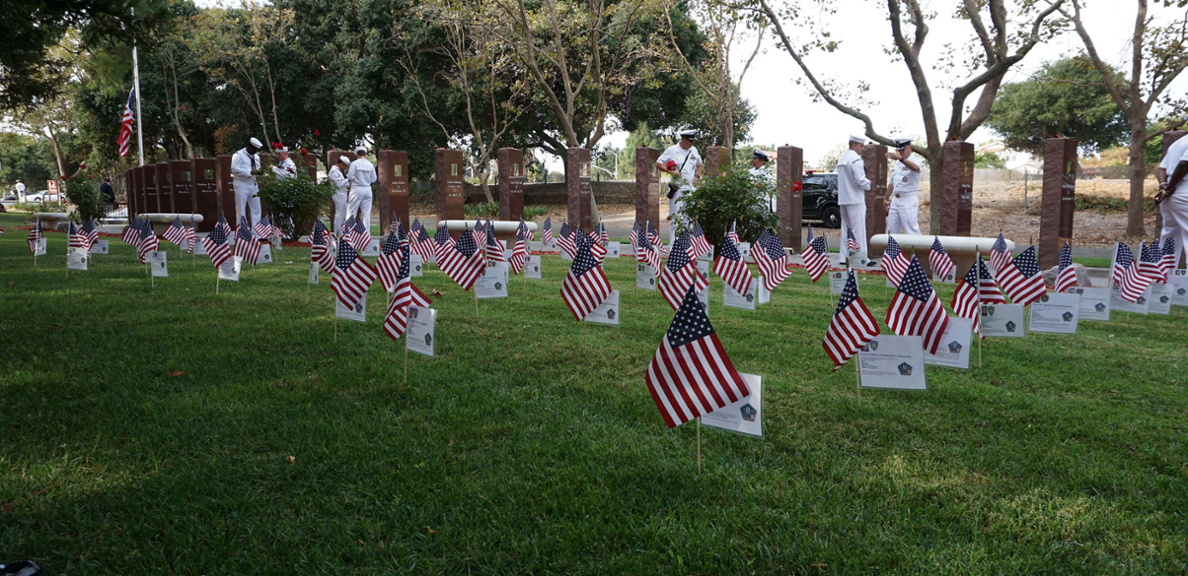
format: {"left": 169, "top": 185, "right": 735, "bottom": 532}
{"left": 216, "top": 274, "right": 220, "bottom": 294}
{"left": 976, "top": 251, "right": 983, "bottom": 369}
{"left": 403, "top": 341, "right": 409, "bottom": 385}
{"left": 132, "top": 32, "right": 144, "bottom": 166}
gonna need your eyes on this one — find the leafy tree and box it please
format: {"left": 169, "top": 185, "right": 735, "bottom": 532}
{"left": 974, "top": 152, "right": 1007, "bottom": 169}
{"left": 985, "top": 56, "right": 1127, "bottom": 157}
{"left": 677, "top": 87, "right": 756, "bottom": 147}
{"left": 0, "top": 133, "right": 55, "bottom": 188}
{"left": 615, "top": 123, "right": 666, "bottom": 180}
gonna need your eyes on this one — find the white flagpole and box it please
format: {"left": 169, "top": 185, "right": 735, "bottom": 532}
{"left": 132, "top": 37, "right": 145, "bottom": 166}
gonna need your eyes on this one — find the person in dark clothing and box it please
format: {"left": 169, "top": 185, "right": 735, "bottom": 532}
{"left": 99, "top": 177, "right": 115, "bottom": 211}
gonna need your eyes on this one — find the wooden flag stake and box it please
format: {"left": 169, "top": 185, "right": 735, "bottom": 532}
{"left": 696, "top": 417, "right": 702, "bottom": 474}
{"left": 855, "top": 360, "right": 863, "bottom": 409}
{"left": 403, "top": 342, "right": 409, "bottom": 385}
{"left": 1023, "top": 305, "right": 1031, "bottom": 355}
{"left": 216, "top": 275, "right": 221, "bottom": 294}
{"left": 474, "top": 287, "right": 480, "bottom": 317}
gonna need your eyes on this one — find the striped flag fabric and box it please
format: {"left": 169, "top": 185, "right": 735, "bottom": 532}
{"left": 886, "top": 255, "right": 950, "bottom": 354}
{"left": 83, "top": 219, "right": 99, "bottom": 251}
{"left": 801, "top": 234, "right": 830, "bottom": 282}
{"left": 331, "top": 239, "right": 377, "bottom": 309}
{"left": 253, "top": 215, "right": 273, "bottom": 240}
{"left": 117, "top": 86, "right": 135, "bottom": 157}
{"left": 185, "top": 217, "right": 197, "bottom": 253}
{"left": 689, "top": 222, "right": 712, "bottom": 259}
{"left": 952, "top": 258, "right": 984, "bottom": 334}
{"left": 432, "top": 224, "right": 456, "bottom": 263}
{"left": 383, "top": 240, "right": 431, "bottom": 341}
{"left": 846, "top": 227, "right": 861, "bottom": 252}
{"left": 1054, "top": 242, "right": 1077, "bottom": 293}
{"left": 518, "top": 219, "right": 535, "bottom": 242}
{"left": 68, "top": 222, "right": 88, "bottom": 250}
{"left": 202, "top": 223, "right": 233, "bottom": 268}
{"left": 753, "top": 229, "right": 792, "bottom": 292}
{"left": 557, "top": 222, "right": 577, "bottom": 259}
{"left": 410, "top": 219, "right": 435, "bottom": 262}
{"left": 509, "top": 226, "right": 528, "bottom": 275}
{"left": 349, "top": 217, "right": 371, "bottom": 251}
{"left": 928, "top": 237, "right": 955, "bottom": 282}
{"left": 121, "top": 219, "right": 139, "bottom": 246}
{"left": 1160, "top": 237, "right": 1177, "bottom": 279}
{"left": 27, "top": 220, "right": 43, "bottom": 253}
{"left": 485, "top": 225, "right": 506, "bottom": 265}
{"left": 594, "top": 221, "right": 609, "bottom": 246}
{"left": 560, "top": 241, "right": 613, "bottom": 320}
{"left": 647, "top": 221, "right": 663, "bottom": 253}
{"left": 376, "top": 225, "right": 405, "bottom": 293}
{"left": 138, "top": 219, "right": 159, "bottom": 264}
{"left": 713, "top": 232, "right": 753, "bottom": 296}
{"left": 438, "top": 227, "right": 486, "bottom": 291}
{"left": 542, "top": 217, "right": 553, "bottom": 247}
{"left": 823, "top": 270, "right": 880, "bottom": 367}
{"left": 659, "top": 234, "right": 708, "bottom": 310}
{"left": 472, "top": 219, "right": 487, "bottom": 247}
{"left": 990, "top": 233, "right": 1011, "bottom": 274}
{"left": 1139, "top": 241, "right": 1164, "bottom": 283}
{"left": 233, "top": 219, "right": 260, "bottom": 266}
{"left": 977, "top": 256, "right": 1007, "bottom": 304}
{"left": 163, "top": 216, "right": 189, "bottom": 248}
{"left": 1112, "top": 242, "right": 1154, "bottom": 303}
{"left": 629, "top": 221, "right": 641, "bottom": 256}
{"left": 310, "top": 220, "right": 335, "bottom": 272}
{"left": 726, "top": 221, "right": 740, "bottom": 245}
{"left": 215, "top": 214, "right": 233, "bottom": 239}
{"left": 996, "top": 245, "right": 1046, "bottom": 306}
{"left": 645, "top": 285, "right": 750, "bottom": 429}
{"left": 577, "top": 227, "right": 607, "bottom": 264}
{"left": 636, "top": 223, "right": 662, "bottom": 272}
{"left": 880, "top": 236, "right": 911, "bottom": 286}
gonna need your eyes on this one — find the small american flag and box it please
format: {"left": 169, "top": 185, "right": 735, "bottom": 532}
{"left": 659, "top": 234, "right": 707, "bottom": 310}
{"left": 753, "top": 229, "right": 792, "bottom": 292}
{"left": 1112, "top": 242, "right": 1153, "bottom": 303}
{"left": 332, "top": 239, "right": 378, "bottom": 309}
{"left": 636, "top": 223, "right": 662, "bottom": 272}
{"left": 472, "top": 219, "right": 487, "bottom": 247}
{"left": 117, "top": 86, "right": 135, "bottom": 157}
{"left": 560, "top": 241, "right": 612, "bottom": 320}
{"left": 996, "top": 245, "right": 1045, "bottom": 306}
{"left": 990, "top": 233, "right": 1011, "bottom": 274}
{"left": 349, "top": 217, "right": 371, "bottom": 251}
{"left": 951, "top": 258, "right": 983, "bottom": 334}
{"left": 233, "top": 218, "right": 260, "bottom": 266}
{"left": 121, "top": 219, "right": 139, "bottom": 246}
{"left": 83, "top": 219, "right": 99, "bottom": 251}
{"left": 577, "top": 227, "right": 607, "bottom": 265}
{"left": 823, "top": 270, "right": 880, "bottom": 367}
{"left": 1140, "top": 241, "right": 1164, "bottom": 283}
{"left": 509, "top": 226, "right": 528, "bottom": 275}
{"left": 383, "top": 241, "right": 431, "bottom": 340}
{"left": 202, "top": 223, "right": 233, "bottom": 268}
{"left": 646, "top": 221, "right": 663, "bottom": 253}
{"left": 1160, "top": 237, "right": 1177, "bottom": 279}
{"left": 27, "top": 220, "right": 43, "bottom": 254}
{"left": 542, "top": 217, "right": 553, "bottom": 247}
{"left": 68, "top": 222, "right": 88, "bottom": 250}
{"left": 1054, "top": 242, "right": 1077, "bottom": 293}
{"left": 726, "top": 221, "right": 740, "bottom": 245}
{"left": 310, "top": 220, "right": 335, "bottom": 272}
{"left": 163, "top": 216, "right": 189, "bottom": 248}
{"left": 689, "top": 222, "right": 712, "bottom": 259}
{"left": 629, "top": 221, "right": 640, "bottom": 256}
{"left": 485, "top": 224, "right": 506, "bottom": 265}
{"left": 928, "top": 237, "right": 955, "bottom": 282}
{"left": 517, "top": 219, "right": 535, "bottom": 242}
{"left": 138, "top": 219, "right": 159, "bottom": 264}
{"left": 880, "top": 236, "right": 910, "bottom": 286}
{"left": 594, "top": 221, "right": 609, "bottom": 246}
{"left": 376, "top": 225, "right": 405, "bottom": 293}
{"left": 432, "top": 224, "right": 456, "bottom": 263}
{"left": 438, "top": 227, "right": 486, "bottom": 291}
{"left": 215, "top": 214, "right": 233, "bottom": 239}
{"left": 645, "top": 285, "right": 750, "bottom": 429}
{"left": 977, "top": 256, "right": 1006, "bottom": 304}
{"left": 410, "top": 219, "right": 435, "bottom": 262}
{"left": 253, "top": 215, "right": 273, "bottom": 240}
{"left": 801, "top": 234, "right": 830, "bottom": 282}
{"left": 846, "top": 227, "right": 861, "bottom": 252}
{"left": 713, "top": 231, "right": 753, "bottom": 296}
{"left": 886, "top": 255, "right": 950, "bottom": 354}
{"left": 557, "top": 222, "right": 577, "bottom": 259}
{"left": 185, "top": 217, "right": 197, "bottom": 253}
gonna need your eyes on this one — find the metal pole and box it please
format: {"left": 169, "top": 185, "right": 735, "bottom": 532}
{"left": 132, "top": 40, "right": 144, "bottom": 166}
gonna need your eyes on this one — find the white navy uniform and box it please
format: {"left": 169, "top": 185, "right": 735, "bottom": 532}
{"left": 887, "top": 153, "right": 921, "bottom": 235}
{"left": 1159, "top": 137, "right": 1188, "bottom": 268}
{"left": 346, "top": 155, "right": 377, "bottom": 229}
{"left": 657, "top": 143, "right": 702, "bottom": 241}
{"left": 230, "top": 148, "right": 262, "bottom": 225}
{"left": 836, "top": 148, "right": 870, "bottom": 261}
{"left": 749, "top": 165, "right": 776, "bottom": 212}
{"left": 328, "top": 164, "right": 350, "bottom": 232}
{"left": 272, "top": 157, "right": 298, "bottom": 179}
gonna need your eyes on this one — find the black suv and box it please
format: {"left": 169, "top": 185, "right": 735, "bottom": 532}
{"left": 801, "top": 172, "right": 841, "bottom": 228}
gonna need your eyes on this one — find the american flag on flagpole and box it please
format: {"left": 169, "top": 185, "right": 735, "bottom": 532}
{"left": 215, "top": 214, "right": 233, "bottom": 239}
{"left": 202, "top": 224, "right": 233, "bottom": 268}
{"left": 184, "top": 217, "right": 196, "bottom": 253}
{"left": 310, "top": 219, "right": 335, "bottom": 272}
{"left": 951, "top": 257, "right": 983, "bottom": 334}
{"left": 846, "top": 227, "right": 861, "bottom": 253}
{"left": 823, "top": 269, "right": 880, "bottom": 367}
{"left": 689, "top": 222, "right": 712, "bottom": 259}
{"left": 713, "top": 231, "right": 753, "bottom": 296}
{"left": 122, "top": 219, "right": 140, "bottom": 246}
{"left": 880, "top": 236, "right": 911, "bottom": 286}
{"left": 518, "top": 219, "right": 535, "bottom": 242}
{"left": 438, "top": 227, "right": 486, "bottom": 291}
{"left": 1139, "top": 241, "right": 1164, "bottom": 283}
{"left": 996, "top": 245, "right": 1046, "bottom": 306}
{"left": 646, "top": 221, "right": 663, "bottom": 253}
{"left": 383, "top": 240, "right": 431, "bottom": 341}
{"left": 509, "top": 226, "right": 528, "bottom": 275}
{"left": 410, "top": 219, "right": 435, "bottom": 262}
{"left": 432, "top": 224, "right": 456, "bottom": 263}
{"left": 578, "top": 227, "right": 607, "bottom": 264}
{"left": 163, "top": 216, "right": 189, "bottom": 248}
{"left": 659, "top": 234, "right": 708, "bottom": 310}
{"left": 117, "top": 87, "right": 135, "bottom": 157}
{"left": 1054, "top": 242, "right": 1077, "bottom": 293}
{"left": 629, "top": 221, "right": 640, "bottom": 257}
{"left": 472, "top": 219, "right": 487, "bottom": 247}
{"left": 594, "top": 221, "right": 609, "bottom": 246}
{"left": 1160, "top": 237, "right": 1177, "bottom": 279}
{"left": 332, "top": 239, "right": 377, "bottom": 309}
{"left": 990, "top": 233, "right": 1011, "bottom": 274}
{"left": 801, "top": 234, "right": 830, "bottom": 282}
{"left": 27, "top": 220, "right": 43, "bottom": 253}
{"left": 752, "top": 229, "right": 792, "bottom": 292}
{"left": 349, "top": 217, "right": 371, "bottom": 251}
{"left": 138, "top": 219, "right": 159, "bottom": 264}
{"left": 928, "top": 237, "right": 955, "bottom": 282}
{"left": 376, "top": 225, "right": 405, "bottom": 293}
{"left": 886, "top": 255, "right": 950, "bottom": 354}
{"left": 560, "top": 241, "right": 613, "bottom": 320}
{"left": 645, "top": 285, "right": 750, "bottom": 429}
{"left": 542, "top": 217, "right": 553, "bottom": 247}
{"left": 233, "top": 218, "right": 260, "bottom": 266}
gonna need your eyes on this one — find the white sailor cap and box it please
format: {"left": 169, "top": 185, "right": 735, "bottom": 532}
{"left": 354, "top": 145, "right": 367, "bottom": 154}
{"left": 276, "top": 146, "right": 290, "bottom": 153}
{"left": 849, "top": 134, "right": 866, "bottom": 145}
{"left": 249, "top": 137, "right": 264, "bottom": 148}
{"left": 752, "top": 149, "right": 770, "bottom": 162}
{"left": 679, "top": 129, "right": 698, "bottom": 140}
{"left": 336, "top": 155, "right": 350, "bottom": 164}
{"left": 892, "top": 138, "right": 912, "bottom": 149}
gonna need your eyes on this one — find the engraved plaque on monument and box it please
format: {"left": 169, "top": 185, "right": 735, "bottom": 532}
{"left": 215, "top": 155, "right": 236, "bottom": 224}
{"left": 861, "top": 144, "right": 888, "bottom": 256}
{"left": 192, "top": 158, "right": 218, "bottom": 231}
{"left": 498, "top": 148, "right": 525, "bottom": 222}
{"left": 704, "top": 146, "right": 732, "bottom": 178}
{"left": 635, "top": 147, "right": 661, "bottom": 226}
{"left": 777, "top": 146, "right": 804, "bottom": 250}
{"left": 567, "top": 147, "right": 592, "bottom": 230}
{"left": 156, "top": 162, "right": 173, "bottom": 213}
{"left": 436, "top": 149, "right": 465, "bottom": 234}
{"left": 938, "top": 141, "right": 974, "bottom": 236}
{"left": 144, "top": 163, "right": 159, "bottom": 213}
{"left": 170, "top": 160, "right": 194, "bottom": 214}
{"left": 1039, "top": 137, "right": 1078, "bottom": 269}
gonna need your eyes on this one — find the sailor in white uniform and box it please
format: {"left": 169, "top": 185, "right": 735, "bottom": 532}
{"left": 656, "top": 129, "right": 703, "bottom": 242}
{"left": 1157, "top": 136, "right": 1188, "bottom": 268}
{"left": 272, "top": 147, "right": 298, "bottom": 179}
{"left": 836, "top": 134, "right": 871, "bottom": 264}
{"left": 346, "top": 145, "right": 377, "bottom": 229}
{"left": 328, "top": 155, "right": 351, "bottom": 233}
{"left": 230, "top": 137, "right": 263, "bottom": 226}
{"left": 884, "top": 138, "right": 921, "bottom": 236}
{"left": 749, "top": 149, "right": 776, "bottom": 212}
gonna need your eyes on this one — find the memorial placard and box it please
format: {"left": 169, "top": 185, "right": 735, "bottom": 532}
{"left": 410, "top": 254, "right": 423, "bottom": 277}
{"left": 406, "top": 306, "right": 436, "bottom": 358}
{"left": 980, "top": 303, "right": 1026, "bottom": 338}
{"left": 150, "top": 250, "right": 168, "bottom": 277}
{"left": 701, "top": 373, "right": 763, "bottom": 439}
{"left": 1069, "top": 286, "right": 1110, "bottom": 321}
{"left": 476, "top": 262, "right": 509, "bottom": 298}
{"left": 308, "top": 262, "right": 319, "bottom": 284}
{"left": 258, "top": 244, "right": 272, "bottom": 264}
{"left": 336, "top": 293, "right": 367, "bottom": 322}
{"left": 924, "top": 316, "right": 972, "bottom": 369}
{"left": 90, "top": 239, "right": 109, "bottom": 255}
{"left": 724, "top": 281, "right": 759, "bottom": 310}
{"left": 585, "top": 290, "right": 620, "bottom": 326}
{"left": 33, "top": 238, "right": 46, "bottom": 257}
{"left": 1110, "top": 285, "right": 1150, "bottom": 314}
{"left": 859, "top": 335, "right": 927, "bottom": 390}
{"left": 525, "top": 255, "right": 542, "bottom": 279}
{"left": 828, "top": 270, "right": 846, "bottom": 294}
{"left": 1028, "top": 292, "right": 1079, "bottom": 334}
{"left": 67, "top": 247, "right": 88, "bottom": 271}
{"left": 219, "top": 256, "right": 241, "bottom": 281}
{"left": 1171, "top": 269, "right": 1188, "bottom": 306}
{"left": 606, "top": 241, "right": 622, "bottom": 259}
{"left": 637, "top": 263, "right": 657, "bottom": 289}
{"left": 1149, "top": 283, "right": 1172, "bottom": 315}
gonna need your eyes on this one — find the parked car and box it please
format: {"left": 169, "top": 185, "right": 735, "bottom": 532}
{"left": 24, "top": 190, "right": 53, "bottom": 202}
{"left": 801, "top": 172, "right": 841, "bottom": 228}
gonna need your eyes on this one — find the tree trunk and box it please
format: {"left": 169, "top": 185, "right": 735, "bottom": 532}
{"left": 1127, "top": 130, "right": 1148, "bottom": 236}
{"left": 927, "top": 149, "right": 943, "bottom": 232}
{"left": 477, "top": 166, "right": 495, "bottom": 204}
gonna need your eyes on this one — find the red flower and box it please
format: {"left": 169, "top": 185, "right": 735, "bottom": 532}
{"left": 792, "top": 181, "right": 802, "bottom": 192}
{"left": 79, "top": 162, "right": 87, "bottom": 169}
{"left": 300, "top": 147, "right": 308, "bottom": 155}
{"left": 314, "top": 129, "right": 320, "bottom": 137}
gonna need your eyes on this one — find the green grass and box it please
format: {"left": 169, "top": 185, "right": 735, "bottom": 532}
{"left": 2, "top": 212, "right": 1187, "bottom": 574}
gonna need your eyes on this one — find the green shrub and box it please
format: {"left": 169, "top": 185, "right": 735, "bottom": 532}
{"left": 63, "top": 178, "right": 107, "bottom": 222}
{"left": 10, "top": 201, "right": 69, "bottom": 213}
{"left": 678, "top": 169, "right": 777, "bottom": 245}
{"left": 256, "top": 173, "right": 335, "bottom": 240}
{"left": 1075, "top": 194, "right": 1156, "bottom": 215}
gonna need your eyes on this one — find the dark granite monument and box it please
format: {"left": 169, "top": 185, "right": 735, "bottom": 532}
{"left": 635, "top": 147, "right": 661, "bottom": 227}
{"left": 435, "top": 148, "right": 465, "bottom": 234}
{"left": 215, "top": 155, "right": 236, "bottom": 225}
{"left": 144, "top": 163, "right": 159, "bottom": 213}
{"left": 566, "top": 148, "right": 593, "bottom": 230}
{"left": 1039, "top": 137, "right": 1078, "bottom": 269}
{"left": 192, "top": 158, "right": 218, "bottom": 232}
{"left": 170, "top": 160, "right": 193, "bottom": 215}
{"left": 127, "top": 166, "right": 140, "bottom": 219}
{"left": 938, "top": 141, "right": 974, "bottom": 236}
{"left": 498, "top": 148, "right": 525, "bottom": 222}
{"left": 156, "top": 162, "right": 172, "bottom": 213}
{"left": 704, "top": 146, "right": 732, "bottom": 178}
{"left": 861, "top": 144, "right": 888, "bottom": 256}
{"left": 377, "top": 150, "right": 410, "bottom": 234}
{"left": 776, "top": 146, "right": 804, "bottom": 250}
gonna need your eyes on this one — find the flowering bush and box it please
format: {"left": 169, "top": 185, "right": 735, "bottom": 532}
{"left": 678, "top": 170, "right": 778, "bottom": 244}
{"left": 256, "top": 172, "right": 334, "bottom": 240}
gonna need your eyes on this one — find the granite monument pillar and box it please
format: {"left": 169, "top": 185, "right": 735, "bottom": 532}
{"left": 215, "top": 155, "right": 236, "bottom": 225}
{"left": 192, "top": 158, "right": 218, "bottom": 232}
{"left": 704, "top": 146, "right": 732, "bottom": 178}
{"left": 861, "top": 144, "right": 888, "bottom": 256}
{"left": 635, "top": 147, "right": 661, "bottom": 227}
{"left": 435, "top": 148, "right": 465, "bottom": 234}
{"left": 498, "top": 148, "right": 525, "bottom": 222}
{"left": 938, "top": 141, "right": 974, "bottom": 236}
{"left": 776, "top": 146, "right": 804, "bottom": 250}
{"left": 566, "top": 147, "right": 593, "bottom": 230}
{"left": 1039, "top": 137, "right": 1078, "bottom": 269}
{"left": 169, "top": 160, "right": 193, "bottom": 215}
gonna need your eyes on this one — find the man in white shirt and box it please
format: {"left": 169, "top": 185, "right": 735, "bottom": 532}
{"left": 346, "top": 145, "right": 377, "bottom": 229}
{"left": 328, "top": 155, "right": 351, "bottom": 232}
{"left": 656, "top": 129, "right": 703, "bottom": 241}
{"left": 836, "top": 134, "right": 871, "bottom": 264}
{"left": 230, "top": 137, "right": 264, "bottom": 226}
{"left": 749, "top": 149, "right": 776, "bottom": 212}
{"left": 1156, "top": 136, "right": 1188, "bottom": 268}
{"left": 884, "top": 138, "right": 922, "bottom": 236}
{"left": 15, "top": 180, "right": 26, "bottom": 202}
{"left": 272, "top": 147, "right": 298, "bottom": 179}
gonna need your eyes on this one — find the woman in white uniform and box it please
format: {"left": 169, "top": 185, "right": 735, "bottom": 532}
{"left": 328, "top": 156, "right": 351, "bottom": 232}
{"left": 884, "top": 138, "right": 921, "bottom": 236}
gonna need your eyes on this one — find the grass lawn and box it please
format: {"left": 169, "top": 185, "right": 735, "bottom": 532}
{"left": 1, "top": 211, "right": 1187, "bottom": 574}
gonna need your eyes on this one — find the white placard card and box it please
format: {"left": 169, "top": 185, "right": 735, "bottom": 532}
{"left": 701, "top": 373, "right": 763, "bottom": 439}
{"left": 257, "top": 244, "right": 273, "bottom": 264}
{"left": 737, "top": 242, "right": 752, "bottom": 263}
{"left": 560, "top": 247, "right": 573, "bottom": 261}
{"left": 859, "top": 335, "right": 927, "bottom": 390}
{"left": 980, "top": 303, "right": 1025, "bottom": 338}
{"left": 606, "top": 241, "right": 622, "bottom": 258}
{"left": 584, "top": 290, "right": 620, "bottom": 326}
{"left": 828, "top": 270, "right": 846, "bottom": 295}
{"left": 1029, "top": 292, "right": 1080, "bottom": 334}
{"left": 1149, "top": 283, "right": 1172, "bottom": 315}
{"left": 525, "top": 255, "right": 542, "bottom": 279}
{"left": 637, "top": 263, "right": 657, "bottom": 290}
{"left": 193, "top": 235, "right": 208, "bottom": 255}
{"left": 1110, "top": 285, "right": 1150, "bottom": 314}
{"left": 34, "top": 237, "right": 46, "bottom": 256}
{"left": 410, "top": 254, "right": 424, "bottom": 277}
{"left": 360, "top": 239, "right": 380, "bottom": 257}
{"left": 406, "top": 305, "right": 436, "bottom": 358}
{"left": 1171, "top": 270, "right": 1188, "bottom": 306}
{"left": 924, "top": 316, "right": 972, "bottom": 369}
{"left": 723, "top": 281, "right": 758, "bottom": 310}
{"left": 67, "top": 247, "right": 88, "bottom": 271}
{"left": 90, "top": 239, "right": 109, "bottom": 255}
{"left": 336, "top": 292, "right": 367, "bottom": 323}
{"left": 695, "top": 260, "right": 710, "bottom": 306}
{"left": 308, "top": 262, "right": 319, "bottom": 284}
{"left": 758, "top": 277, "right": 771, "bottom": 304}
{"left": 150, "top": 250, "right": 168, "bottom": 277}
{"left": 219, "top": 256, "right": 241, "bottom": 281}
{"left": 475, "top": 262, "right": 509, "bottom": 299}
{"left": 1069, "top": 286, "right": 1110, "bottom": 321}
